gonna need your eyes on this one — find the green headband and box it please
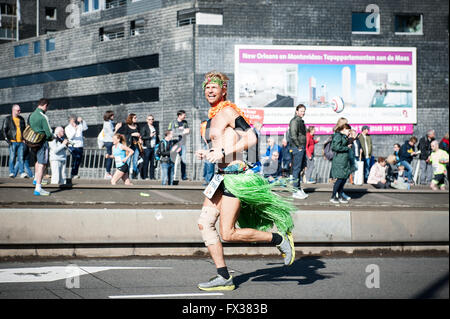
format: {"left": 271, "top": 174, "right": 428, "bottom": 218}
{"left": 202, "top": 76, "right": 227, "bottom": 90}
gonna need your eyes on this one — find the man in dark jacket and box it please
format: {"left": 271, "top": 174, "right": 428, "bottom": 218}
{"left": 168, "top": 110, "right": 190, "bottom": 180}
{"left": 288, "top": 104, "right": 308, "bottom": 199}
{"left": 2, "top": 104, "right": 26, "bottom": 178}
{"left": 398, "top": 136, "right": 418, "bottom": 183}
{"left": 140, "top": 114, "right": 160, "bottom": 180}
{"left": 280, "top": 138, "right": 292, "bottom": 177}
{"left": 417, "top": 129, "right": 435, "bottom": 185}
{"left": 358, "top": 125, "right": 373, "bottom": 183}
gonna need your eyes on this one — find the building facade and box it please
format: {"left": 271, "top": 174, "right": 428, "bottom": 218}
{"left": 0, "top": 0, "right": 71, "bottom": 43}
{"left": 0, "top": 0, "right": 448, "bottom": 179}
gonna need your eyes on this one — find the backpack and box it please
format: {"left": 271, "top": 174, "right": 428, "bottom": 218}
{"left": 154, "top": 139, "right": 167, "bottom": 161}
{"left": 323, "top": 136, "right": 335, "bottom": 161}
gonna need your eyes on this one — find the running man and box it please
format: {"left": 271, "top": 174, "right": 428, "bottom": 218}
{"left": 195, "top": 71, "right": 296, "bottom": 291}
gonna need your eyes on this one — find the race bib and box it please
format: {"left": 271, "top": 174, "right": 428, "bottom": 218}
{"left": 115, "top": 157, "right": 124, "bottom": 167}
{"left": 203, "top": 174, "right": 224, "bottom": 199}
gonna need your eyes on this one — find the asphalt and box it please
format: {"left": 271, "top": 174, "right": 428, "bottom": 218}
{"left": 0, "top": 256, "right": 447, "bottom": 299}
{"left": 0, "top": 178, "right": 448, "bottom": 210}
{"left": 0, "top": 178, "right": 448, "bottom": 302}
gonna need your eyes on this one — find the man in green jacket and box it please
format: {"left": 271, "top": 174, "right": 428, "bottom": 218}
{"left": 288, "top": 104, "right": 308, "bottom": 199}
{"left": 29, "top": 98, "right": 53, "bottom": 196}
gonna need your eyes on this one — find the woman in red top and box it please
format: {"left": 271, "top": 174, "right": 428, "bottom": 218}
{"left": 305, "top": 126, "right": 320, "bottom": 183}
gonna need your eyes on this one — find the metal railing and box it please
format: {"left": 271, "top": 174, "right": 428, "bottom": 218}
{"left": 105, "top": 0, "right": 127, "bottom": 10}
{"left": 0, "top": 146, "right": 425, "bottom": 184}
{"left": 177, "top": 17, "right": 195, "bottom": 27}
{"left": 130, "top": 27, "right": 145, "bottom": 36}
{"left": 99, "top": 31, "right": 125, "bottom": 42}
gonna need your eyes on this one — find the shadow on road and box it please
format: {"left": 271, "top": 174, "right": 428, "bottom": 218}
{"left": 412, "top": 272, "right": 449, "bottom": 299}
{"left": 233, "top": 256, "right": 337, "bottom": 288}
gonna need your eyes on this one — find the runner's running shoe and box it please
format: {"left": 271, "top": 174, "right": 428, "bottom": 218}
{"left": 198, "top": 275, "right": 235, "bottom": 291}
{"left": 33, "top": 189, "right": 50, "bottom": 196}
{"left": 277, "top": 232, "right": 295, "bottom": 266}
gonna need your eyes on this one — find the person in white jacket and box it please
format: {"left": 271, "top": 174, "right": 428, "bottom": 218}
{"left": 367, "top": 156, "right": 389, "bottom": 189}
{"left": 65, "top": 116, "right": 88, "bottom": 179}
{"left": 49, "top": 127, "right": 68, "bottom": 185}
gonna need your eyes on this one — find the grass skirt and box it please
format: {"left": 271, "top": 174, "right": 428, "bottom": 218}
{"left": 223, "top": 172, "right": 295, "bottom": 234}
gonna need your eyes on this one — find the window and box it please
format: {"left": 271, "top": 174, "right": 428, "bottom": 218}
{"left": 0, "top": 54, "right": 159, "bottom": 89}
{"left": 99, "top": 24, "right": 125, "bottom": 41}
{"left": 34, "top": 41, "right": 40, "bottom": 54}
{"left": 177, "top": 8, "right": 223, "bottom": 27}
{"left": 0, "top": 3, "right": 14, "bottom": 15}
{"left": 0, "top": 88, "right": 159, "bottom": 115}
{"left": 395, "top": 14, "right": 423, "bottom": 35}
{"left": 352, "top": 12, "right": 380, "bottom": 34}
{"left": 46, "top": 38, "right": 55, "bottom": 51}
{"left": 45, "top": 7, "right": 57, "bottom": 20}
{"left": 177, "top": 9, "right": 196, "bottom": 27}
{"left": 0, "top": 28, "right": 15, "bottom": 40}
{"left": 83, "top": 0, "right": 100, "bottom": 13}
{"left": 14, "top": 44, "right": 29, "bottom": 58}
{"left": 370, "top": 90, "right": 412, "bottom": 108}
{"left": 130, "top": 19, "right": 145, "bottom": 36}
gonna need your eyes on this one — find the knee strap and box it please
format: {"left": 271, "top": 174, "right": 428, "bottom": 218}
{"left": 198, "top": 206, "right": 220, "bottom": 246}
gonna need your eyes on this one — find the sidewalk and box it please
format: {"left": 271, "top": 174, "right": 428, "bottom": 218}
{"left": 0, "top": 178, "right": 448, "bottom": 210}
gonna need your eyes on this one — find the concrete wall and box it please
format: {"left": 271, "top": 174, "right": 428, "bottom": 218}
{"left": 0, "top": 209, "right": 448, "bottom": 244}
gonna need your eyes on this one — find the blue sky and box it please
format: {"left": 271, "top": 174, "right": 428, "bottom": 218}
{"left": 297, "top": 64, "right": 356, "bottom": 105}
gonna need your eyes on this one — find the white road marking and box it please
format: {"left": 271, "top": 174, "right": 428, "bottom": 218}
{"left": 0, "top": 266, "right": 172, "bottom": 283}
{"left": 109, "top": 292, "right": 224, "bottom": 299}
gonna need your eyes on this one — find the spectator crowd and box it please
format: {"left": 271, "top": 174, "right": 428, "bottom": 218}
{"left": 1, "top": 100, "right": 449, "bottom": 197}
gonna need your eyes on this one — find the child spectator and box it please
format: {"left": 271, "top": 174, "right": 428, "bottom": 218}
{"left": 393, "top": 143, "right": 401, "bottom": 163}
{"left": 385, "top": 154, "right": 398, "bottom": 185}
{"left": 391, "top": 165, "right": 410, "bottom": 190}
{"left": 348, "top": 129, "right": 361, "bottom": 184}
{"left": 158, "top": 130, "right": 176, "bottom": 185}
{"left": 305, "top": 126, "right": 320, "bottom": 183}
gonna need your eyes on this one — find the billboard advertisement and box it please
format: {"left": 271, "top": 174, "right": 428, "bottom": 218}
{"left": 234, "top": 45, "right": 416, "bottom": 135}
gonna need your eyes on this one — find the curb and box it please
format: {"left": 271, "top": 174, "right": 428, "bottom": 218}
{"left": 1, "top": 182, "right": 447, "bottom": 194}
{"left": 0, "top": 209, "right": 448, "bottom": 244}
